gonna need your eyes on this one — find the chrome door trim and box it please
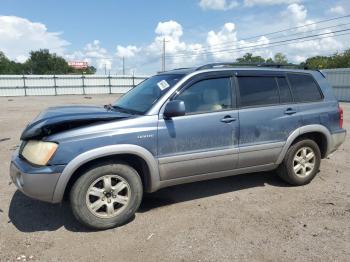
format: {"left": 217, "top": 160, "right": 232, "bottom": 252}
{"left": 158, "top": 147, "right": 239, "bottom": 164}
{"left": 158, "top": 163, "right": 277, "bottom": 189}
{"left": 239, "top": 141, "right": 285, "bottom": 153}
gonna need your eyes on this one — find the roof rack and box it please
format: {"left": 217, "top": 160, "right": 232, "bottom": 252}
{"left": 195, "top": 62, "right": 302, "bottom": 71}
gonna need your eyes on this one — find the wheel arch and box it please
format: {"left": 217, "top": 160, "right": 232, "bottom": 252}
{"left": 52, "top": 144, "right": 160, "bottom": 203}
{"left": 276, "top": 124, "right": 332, "bottom": 165}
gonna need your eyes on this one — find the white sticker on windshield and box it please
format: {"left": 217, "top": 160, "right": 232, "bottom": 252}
{"left": 157, "top": 80, "right": 170, "bottom": 90}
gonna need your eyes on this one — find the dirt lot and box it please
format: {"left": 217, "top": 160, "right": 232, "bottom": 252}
{"left": 0, "top": 95, "right": 349, "bottom": 262}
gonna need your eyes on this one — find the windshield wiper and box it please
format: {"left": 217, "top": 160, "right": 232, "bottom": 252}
{"left": 104, "top": 104, "right": 114, "bottom": 111}
{"left": 112, "top": 105, "right": 143, "bottom": 115}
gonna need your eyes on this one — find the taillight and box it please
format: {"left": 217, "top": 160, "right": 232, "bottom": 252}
{"left": 338, "top": 106, "right": 343, "bottom": 129}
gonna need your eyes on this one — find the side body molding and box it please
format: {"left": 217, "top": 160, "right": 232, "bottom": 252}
{"left": 52, "top": 144, "right": 160, "bottom": 203}
{"left": 276, "top": 124, "right": 332, "bottom": 164}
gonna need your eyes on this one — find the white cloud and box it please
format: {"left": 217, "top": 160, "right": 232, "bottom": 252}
{"left": 329, "top": 5, "right": 346, "bottom": 15}
{"left": 277, "top": 4, "right": 344, "bottom": 62}
{"left": 86, "top": 6, "right": 346, "bottom": 73}
{"left": 0, "top": 16, "right": 69, "bottom": 62}
{"left": 148, "top": 20, "right": 204, "bottom": 68}
{"left": 282, "top": 3, "right": 316, "bottom": 32}
{"left": 207, "top": 23, "right": 239, "bottom": 60}
{"left": 66, "top": 40, "right": 112, "bottom": 71}
{"left": 155, "top": 20, "right": 184, "bottom": 39}
{"left": 244, "top": 0, "right": 300, "bottom": 6}
{"left": 3, "top": 4, "right": 348, "bottom": 75}
{"left": 114, "top": 20, "right": 204, "bottom": 71}
{"left": 199, "top": 0, "right": 239, "bottom": 10}
{"left": 115, "top": 45, "right": 140, "bottom": 58}
{"left": 206, "top": 23, "right": 272, "bottom": 61}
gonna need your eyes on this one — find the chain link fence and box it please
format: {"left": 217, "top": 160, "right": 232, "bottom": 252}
{"left": 0, "top": 75, "right": 148, "bottom": 96}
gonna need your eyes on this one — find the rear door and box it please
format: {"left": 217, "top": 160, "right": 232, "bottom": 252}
{"left": 236, "top": 71, "right": 301, "bottom": 168}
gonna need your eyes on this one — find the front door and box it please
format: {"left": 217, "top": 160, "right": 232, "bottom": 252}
{"left": 157, "top": 74, "right": 239, "bottom": 180}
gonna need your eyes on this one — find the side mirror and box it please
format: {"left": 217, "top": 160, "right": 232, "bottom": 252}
{"left": 164, "top": 100, "right": 186, "bottom": 119}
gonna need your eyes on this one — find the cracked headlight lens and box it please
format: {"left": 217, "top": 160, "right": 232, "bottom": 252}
{"left": 21, "top": 140, "right": 58, "bottom": 166}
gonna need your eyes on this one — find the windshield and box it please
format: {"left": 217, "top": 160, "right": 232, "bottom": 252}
{"left": 113, "top": 74, "right": 184, "bottom": 114}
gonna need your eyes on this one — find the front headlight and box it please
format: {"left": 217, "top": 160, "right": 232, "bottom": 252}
{"left": 21, "top": 140, "right": 58, "bottom": 166}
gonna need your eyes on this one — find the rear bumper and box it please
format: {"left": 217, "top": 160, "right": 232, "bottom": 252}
{"left": 10, "top": 150, "right": 65, "bottom": 203}
{"left": 329, "top": 129, "right": 346, "bottom": 155}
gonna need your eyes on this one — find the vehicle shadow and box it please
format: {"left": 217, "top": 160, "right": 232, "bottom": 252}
{"left": 8, "top": 191, "right": 93, "bottom": 233}
{"left": 139, "top": 171, "right": 288, "bottom": 212}
{"left": 8, "top": 171, "right": 288, "bottom": 233}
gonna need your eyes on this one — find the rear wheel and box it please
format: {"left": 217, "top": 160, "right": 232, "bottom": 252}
{"left": 70, "top": 162, "right": 143, "bottom": 230}
{"left": 277, "top": 139, "right": 321, "bottom": 185}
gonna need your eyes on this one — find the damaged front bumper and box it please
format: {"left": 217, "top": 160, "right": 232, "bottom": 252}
{"left": 10, "top": 149, "right": 65, "bottom": 203}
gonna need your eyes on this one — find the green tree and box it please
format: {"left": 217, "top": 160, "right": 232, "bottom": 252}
{"left": 329, "top": 49, "right": 350, "bottom": 68}
{"left": 303, "top": 56, "right": 329, "bottom": 69}
{"left": 265, "top": 57, "right": 274, "bottom": 63}
{"left": 0, "top": 49, "right": 97, "bottom": 75}
{"left": 303, "top": 49, "right": 350, "bottom": 69}
{"left": 0, "top": 51, "right": 24, "bottom": 74}
{"left": 236, "top": 53, "right": 266, "bottom": 63}
{"left": 24, "top": 49, "right": 72, "bottom": 74}
{"left": 274, "top": 53, "right": 288, "bottom": 64}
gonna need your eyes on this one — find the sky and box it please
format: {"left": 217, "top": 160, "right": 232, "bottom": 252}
{"left": 0, "top": 0, "right": 350, "bottom": 74}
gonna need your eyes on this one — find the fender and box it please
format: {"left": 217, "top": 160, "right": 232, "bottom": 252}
{"left": 276, "top": 124, "right": 332, "bottom": 165}
{"left": 52, "top": 144, "right": 161, "bottom": 203}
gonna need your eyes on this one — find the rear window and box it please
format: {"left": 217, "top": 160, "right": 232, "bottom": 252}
{"left": 238, "top": 76, "right": 279, "bottom": 107}
{"left": 276, "top": 77, "right": 293, "bottom": 103}
{"left": 288, "top": 74, "right": 322, "bottom": 102}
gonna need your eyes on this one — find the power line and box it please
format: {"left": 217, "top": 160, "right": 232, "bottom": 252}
{"left": 168, "top": 43, "right": 350, "bottom": 69}
{"left": 166, "top": 28, "right": 350, "bottom": 59}
{"left": 166, "top": 14, "right": 350, "bottom": 57}
{"left": 198, "top": 22, "right": 350, "bottom": 54}
{"left": 198, "top": 14, "right": 350, "bottom": 50}
{"left": 168, "top": 32, "right": 350, "bottom": 69}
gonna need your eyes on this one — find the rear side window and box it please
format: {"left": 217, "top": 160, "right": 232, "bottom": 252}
{"left": 238, "top": 76, "right": 279, "bottom": 107}
{"left": 277, "top": 77, "right": 293, "bottom": 103}
{"left": 288, "top": 74, "right": 322, "bottom": 102}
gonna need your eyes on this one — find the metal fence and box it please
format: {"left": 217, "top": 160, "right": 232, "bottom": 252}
{"left": 0, "top": 75, "right": 148, "bottom": 96}
{"left": 0, "top": 70, "right": 350, "bottom": 101}
{"left": 322, "top": 68, "right": 350, "bottom": 102}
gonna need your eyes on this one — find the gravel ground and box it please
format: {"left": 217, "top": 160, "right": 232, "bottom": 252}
{"left": 0, "top": 95, "right": 349, "bottom": 262}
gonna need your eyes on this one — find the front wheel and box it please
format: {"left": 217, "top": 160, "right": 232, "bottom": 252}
{"left": 70, "top": 162, "right": 143, "bottom": 230}
{"left": 277, "top": 139, "right": 321, "bottom": 186}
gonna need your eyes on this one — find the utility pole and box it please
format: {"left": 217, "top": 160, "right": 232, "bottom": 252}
{"left": 104, "top": 64, "right": 107, "bottom": 75}
{"left": 161, "top": 37, "right": 166, "bottom": 72}
{"left": 122, "top": 56, "right": 125, "bottom": 75}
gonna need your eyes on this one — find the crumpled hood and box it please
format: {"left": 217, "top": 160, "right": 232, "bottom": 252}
{"left": 21, "top": 105, "right": 132, "bottom": 140}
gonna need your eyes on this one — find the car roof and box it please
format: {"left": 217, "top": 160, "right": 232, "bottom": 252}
{"left": 157, "top": 68, "right": 196, "bottom": 75}
{"left": 157, "top": 66, "right": 317, "bottom": 77}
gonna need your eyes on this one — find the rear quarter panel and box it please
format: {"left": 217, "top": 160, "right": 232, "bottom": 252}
{"left": 299, "top": 72, "right": 340, "bottom": 134}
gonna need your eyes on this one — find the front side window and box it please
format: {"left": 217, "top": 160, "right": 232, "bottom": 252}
{"left": 113, "top": 74, "right": 183, "bottom": 114}
{"left": 288, "top": 74, "right": 322, "bottom": 102}
{"left": 238, "top": 76, "right": 279, "bottom": 107}
{"left": 175, "top": 78, "right": 232, "bottom": 114}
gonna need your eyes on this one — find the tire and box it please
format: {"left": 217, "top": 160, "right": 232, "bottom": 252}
{"left": 277, "top": 139, "right": 321, "bottom": 186}
{"left": 70, "top": 161, "right": 143, "bottom": 230}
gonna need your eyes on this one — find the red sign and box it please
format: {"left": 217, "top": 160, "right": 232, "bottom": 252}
{"left": 68, "top": 61, "right": 88, "bottom": 69}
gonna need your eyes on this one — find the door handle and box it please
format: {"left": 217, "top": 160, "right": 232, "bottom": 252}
{"left": 285, "top": 108, "right": 297, "bottom": 115}
{"left": 221, "top": 115, "right": 237, "bottom": 123}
